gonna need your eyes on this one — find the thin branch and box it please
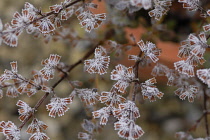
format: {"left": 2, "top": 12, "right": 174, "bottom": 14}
{"left": 14, "top": 73, "right": 41, "bottom": 90}
{"left": 2, "top": 0, "right": 83, "bottom": 35}
{"left": 203, "top": 85, "right": 209, "bottom": 136}
{"left": 129, "top": 51, "right": 143, "bottom": 101}
{"left": 18, "top": 92, "right": 49, "bottom": 129}
{"left": 188, "top": 110, "right": 210, "bottom": 132}
{"left": 188, "top": 112, "right": 205, "bottom": 132}
{"left": 18, "top": 42, "right": 100, "bottom": 130}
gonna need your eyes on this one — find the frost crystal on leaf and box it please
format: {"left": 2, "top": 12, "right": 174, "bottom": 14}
{"left": 84, "top": 46, "right": 110, "bottom": 75}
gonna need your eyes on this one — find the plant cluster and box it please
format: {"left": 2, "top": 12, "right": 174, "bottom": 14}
{"left": 0, "top": 0, "right": 209, "bottom": 140}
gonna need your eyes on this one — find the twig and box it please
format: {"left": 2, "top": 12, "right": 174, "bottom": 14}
{"left": 2, "top": 0, "right": 83, "bottom": 35}
{"left": 203, "top": 85, "right": 209, "bottom": 136}
{"left": 129, "top": 51, "right": 143, "bottom": 101}
{"left": 18, "top": 42, "right": 100, "bottom": 130}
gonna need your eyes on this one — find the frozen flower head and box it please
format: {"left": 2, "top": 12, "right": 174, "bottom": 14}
{"left": 0, "top": 61, "right": 21, "bottom": 83}
{"left": 93, "top": 107, "right": 112, "bottom": 125}
{"left": 149, "top": 0, "right": 172, "bottom": 20}
{"left": 2, "top": 21, "right": 23, "bottom": 47}
{"left": 84, "top": 46, "right": 110, "bottom": 75}
{"left": 113, "top": 101, "right": 144, "bottom": 139}
{"left": 137, "top": 40, "right": 161, "bottom": 63}
{"left": 100, "top": 90, "right": 126, "bottom": 108}
{"left": 40, "top": 54, "right": 61, "bottom": 81}
{"left": 111, "top": 64, "right": 135, "bottom": 93}
{"left": 46, "top": 96, "right": 72, "bottom": 118}
{"left": 76, "top": 9, "right": 106, "bottom": 32}
{"left": 141, "top": 77, "right": 164, "bottom": 102}
{"left": 16, "top": 100, "right": 33, "bottom": 122}
{"left": 11, "top": 9, "right": 34, "bottom": 27}
{"left": 178, "top": 0, "right": 200, "bottom": 11}
{"left": 151, "top": 63, "right": 169, "bottom": 77}
{"left": 175, "top": 85, "right": 198, "bottom": 102}
{"left": 0, "top": 121, "right": 20, "bottom": 140}
{"left": 76, "top": 88, "right": 100, "bottom": 105}
{"left": 114, "top": 120, "right": 144, "bottom": 140}
{"left": 2, "top": 27, "right": 22, "bottom": 47}
{"left": 197, "top": 69, "right": 210, "bottom": 87}
{"left": 175, "top": 32, "right": 208, "bottom": 77}
{"left": 188, "top": 32, "right": 207, "bottom": 56}
{"left": 26, "top": 118, "right": 48, "bottom": 134}
{"left": 113, "top": 101, "right": 140, "bottom": 120}
{"left": 130, "top": 0, "right": 152, "bottom": 9}
{"left": 203, "top": 10, "right": 210, "bottom": 32}
{"left": 174, "top": 60, "right": 195, "bottom": 77}
{"left": 178, "top": 39, "right": 193, "bottom": 58}
{"left": 78, "top": 132, "right": 91, "bottom": 140}
{"left": 9, "top": 7, "right": 36, "bottom": 36}
{"left": 35, "top": 17, "right": 55, "bottom": 34}
{"left": 29, "top": 132, "right": 50, "bottom": 140}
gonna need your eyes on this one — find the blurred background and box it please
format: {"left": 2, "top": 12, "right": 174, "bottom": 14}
{"left": 0, "top": 0, "right": 210, "bottom": 139}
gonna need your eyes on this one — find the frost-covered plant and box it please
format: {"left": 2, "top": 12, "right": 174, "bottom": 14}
{"left": 0, "top": 0, "right": 209, "bottom": 140}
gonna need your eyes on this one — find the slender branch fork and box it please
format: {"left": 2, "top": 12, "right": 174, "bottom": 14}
{"left": 18, "top": 42, "right": 99, "bottom": 130}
